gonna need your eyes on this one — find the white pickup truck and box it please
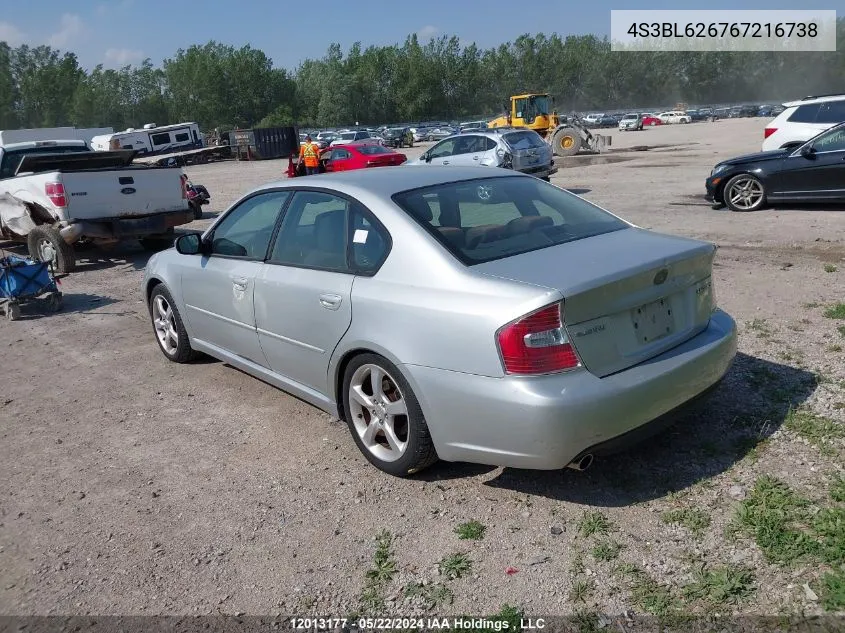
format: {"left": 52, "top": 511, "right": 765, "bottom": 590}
{"left": 0, "top": 139, "right": 193, "bottom": 272}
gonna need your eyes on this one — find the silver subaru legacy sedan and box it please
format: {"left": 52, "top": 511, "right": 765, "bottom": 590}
{"left": 142, "top": 166, "right": 737, "bottom": 477}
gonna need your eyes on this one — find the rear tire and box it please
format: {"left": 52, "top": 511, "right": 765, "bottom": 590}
{"left": 27, "top": 226, "right": 76, "bottom": 274}
{"left": 342, "top": 353, "right": 438, "bottom": 476}
{"left": 551, "top": 127, "right": 582, "bottom": 157}
{"left": 149, "top": 284, "right": 197, "bottom": 363}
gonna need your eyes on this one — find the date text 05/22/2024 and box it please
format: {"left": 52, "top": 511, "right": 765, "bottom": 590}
{"left": 289, "top": 617, "right": 547, "bottom": 630}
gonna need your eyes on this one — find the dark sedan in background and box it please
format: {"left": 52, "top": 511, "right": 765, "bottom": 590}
{"left": 706, "top": 122, "right": 845, "bottom": 212}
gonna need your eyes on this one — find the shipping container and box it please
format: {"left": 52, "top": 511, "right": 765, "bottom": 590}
{"left": 230, "top": 126, "right": 299, "bottom": 160}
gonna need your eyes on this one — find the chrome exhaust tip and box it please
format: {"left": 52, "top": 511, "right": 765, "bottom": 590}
{"left": 566, "top": 454, "right": 594, "bottom": 471}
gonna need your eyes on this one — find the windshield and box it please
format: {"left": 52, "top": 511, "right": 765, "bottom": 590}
{"left": 340, "top": 132, "right": 356, "bottom": 140}
{"left": 393, "top": 176, "right": 628, "bottom": 265}
{"left": 356, "top": 145, "right": 392, "bottom": 155}
{"left": 503, "top": 131, "right": 546, "bottom": 150}
{"left": 528, "top": 95, "right": 550, "bottom": 115}
{"left": 0, "top": 145, "right": 91, "bottom": 180}
{"left": 622, "top": 114, "right": 637, "bottom": 120}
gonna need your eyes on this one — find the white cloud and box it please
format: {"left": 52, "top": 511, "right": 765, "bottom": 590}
{"left": 417, "top": 25, "right": 439, "bottom": 40}
{"left": 104, "top": 47, "right": 145, "bottom": 66}
{"left": 48, "top": 14, "right": 85, "bottom": 48}
{"left": 0, "top": 21, "right": 26, "bottom": 46}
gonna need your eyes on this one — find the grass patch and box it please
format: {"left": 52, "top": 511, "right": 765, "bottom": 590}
{"left": 821, "top": 569, "right": 845, "bottom": 611}
{"left": 569, "top": 579, "right": 594, "bottom": 603}
{"left": 824, "top": 264, "right": 838, "bottom": 273}
{"left": 803, "top": 301, "right": 821, "bottom": 309}
{"left": 570, "top": 552, "right": 586, "bottom": 576}
{"left": 746, "top": 366, "right": 777, "bottom": 389}
{"left": 734, "top": 476, "right": 816, "bottom": 565}
{"left": 438, "top": 553, "right": 472, "bottom": 579}
{"left": 661, "top": 508, "right": 712, "bottom": 538}
{"left": 578, "top": 511, "right": 612, "bottom": 537}
{"left": 746, "top": 318, "right": 773, "bottom": 338}
{"left": 403, "top": 582, "right": 453, "bottom": 610}
{"left": 823, "top": 303, "right": 845, "bottom": 319}
{"left": 591, "top": 539, "right": 624, "bottom": 562}
{"left": 619, "top": 565, "right": 682, "bottom": 619}
{"left": 831, "top": 475, "right": 845, "bottom": 503}
{"left": 784, "top": 408, "right": 844, "bottom": 453}
{"left": 454, "top": 520, "right": 486, "bottom": 540}
{"left": 682, "top": 564, "right": 756, "bottom": 606}
{"left": 838, "top": 325, "right": 845, "bottom": 338}
{"left": 358, "top": 530, "right": 397, "bottom": 614}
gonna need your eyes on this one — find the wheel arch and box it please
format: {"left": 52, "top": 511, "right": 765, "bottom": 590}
{"left": 330, "top": 343, "right": 426, "bottom": 424}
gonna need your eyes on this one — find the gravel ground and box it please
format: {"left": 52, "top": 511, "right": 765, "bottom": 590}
{"left": 1, "top": 118, "right": 844, "bottom": 619}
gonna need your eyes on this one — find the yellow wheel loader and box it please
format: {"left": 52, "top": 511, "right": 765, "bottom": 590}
{"left": 487, "top": 93, "right": 612, "bottom": 157}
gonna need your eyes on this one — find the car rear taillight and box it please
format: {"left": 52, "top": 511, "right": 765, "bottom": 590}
{"left": 764, "top": 127, "right": 777, "bottom": 139}
{"left": 496, "top": 303, "right": 580, "bottom": 375}
{"left": 45, "top": 182, "right": 67, "bottom": 207}
{"left": 180, "top": 173, "right": 188, "bottom": 198}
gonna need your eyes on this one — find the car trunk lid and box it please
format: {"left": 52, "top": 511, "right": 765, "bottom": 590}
{"left": 473, "top": 227, "right": 716, "bottom": 378}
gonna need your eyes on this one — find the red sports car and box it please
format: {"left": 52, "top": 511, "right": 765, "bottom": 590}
{"left": 287, "top": 141, "right": 406, "bottom": 177}
{"left": 325, "top": 142, "right": 407, "bottom": 172}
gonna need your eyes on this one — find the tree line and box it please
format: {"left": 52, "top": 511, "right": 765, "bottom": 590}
{"left": 0, "top": 20, "right": 843, "bottom": 133}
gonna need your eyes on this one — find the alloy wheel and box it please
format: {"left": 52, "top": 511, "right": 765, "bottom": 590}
{"left": 348, "top": 364, "right": 409, "bottom": 462}
{"left": 153, "top": 294, "right": 179, "bottom": 356}
{"left": 727, "top": 177, "right": 764, "bottom": 211}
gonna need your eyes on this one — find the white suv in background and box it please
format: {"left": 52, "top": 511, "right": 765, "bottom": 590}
{"left": 762, "top": 94, "right": 845, "bottom": 151}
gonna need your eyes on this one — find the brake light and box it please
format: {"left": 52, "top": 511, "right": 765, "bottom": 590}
{"left": 45, "top": 182, "right": 67, "bottom": 207}
{"left": 764, "top": 127, "right": 777, "bottom": 139}
{"left": 496, "top": 303, "right": 580, "bottom": 375}
{"left": 180, "top": 173, "right": 188, "bottom": 198}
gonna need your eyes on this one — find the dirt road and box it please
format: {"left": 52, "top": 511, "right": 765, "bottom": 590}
{"left": 1, "top": 118, "right": 843, "bottom": 618}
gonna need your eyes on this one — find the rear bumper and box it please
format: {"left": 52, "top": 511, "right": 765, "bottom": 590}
{"left": 402, "top": 309, "right": 737, "bottom": 470}
{"left": 61, "top": 208, "right": 194, "bottom": 242}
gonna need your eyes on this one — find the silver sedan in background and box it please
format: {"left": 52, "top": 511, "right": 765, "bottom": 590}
{"left": 143, "top": 166, "right": 737, "bottom": 477}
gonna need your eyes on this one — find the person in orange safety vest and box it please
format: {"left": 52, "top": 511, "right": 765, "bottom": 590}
{"left": 299, "top": 136, "right": 321, "bottom": 175}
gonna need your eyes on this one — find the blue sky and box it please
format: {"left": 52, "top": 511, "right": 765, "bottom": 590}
{"left": 0, "top": 0, "right": 823, "bottom": 71}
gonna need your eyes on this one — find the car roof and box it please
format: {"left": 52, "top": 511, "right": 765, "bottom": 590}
{"left": 783, "top": 94, "right": 845, "bottom": 107}
{"left": 254, "top": 166, "right": 526, "bottom": 198}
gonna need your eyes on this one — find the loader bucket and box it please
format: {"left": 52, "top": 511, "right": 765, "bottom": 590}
{"left": 589, "top": 134, "right": 612, "bottom": 153}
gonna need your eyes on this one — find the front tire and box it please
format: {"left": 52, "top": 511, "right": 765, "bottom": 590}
{"left": 342, "top": 353, "right": 438, "bottom": 476}
{"left": 149, "top": 285, "right": 197, "bottom": 363}
{"left": 723, "top": 174, "right": 767, "bottom": 212}
{"left": 27, "top": 226, "right": 76, "bottom": 273}
{"left": 551, "top": 127, "right": 582, "bottom": 157}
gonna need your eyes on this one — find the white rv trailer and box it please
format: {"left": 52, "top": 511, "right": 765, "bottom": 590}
{"left": 90, "top": 122, "right": 203, "bottom": 155}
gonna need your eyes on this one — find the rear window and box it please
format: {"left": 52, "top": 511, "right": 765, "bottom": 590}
{"left": 788, "top": 104, "right": 820, "bottom": 123}
{"left": 816, "top": 101, "right": 845, "bottom": 124}
{"left": 503, "top": 131, "right": 546, "bottom": 150}
{"left": 0, "top": 146, "right": 90, "bottom": 180}
{"left": 356, "top": 145, "right": 392, "bottom": 155}
{"left": 393, "top": 176, "right": 628, "bottom": 265}
{"left": 340, "top": 132, "right": 356, "bottom": 140}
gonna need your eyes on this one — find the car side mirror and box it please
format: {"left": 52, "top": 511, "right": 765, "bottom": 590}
{"left": 175, "top": 232, "right": 203, "bottom": 255}
{"left": 800, "top": 145, "right": 816, "bottom": 159}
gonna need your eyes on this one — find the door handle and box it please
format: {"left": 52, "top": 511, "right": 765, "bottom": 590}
{"left": 442, "top": 161, "right": 450, "bottom": 165}
{"left": 319, "top": 293, "right": 342, "bottom": 310}
{"left": 472, "top": 156, "right": 479, "bottom": 160}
